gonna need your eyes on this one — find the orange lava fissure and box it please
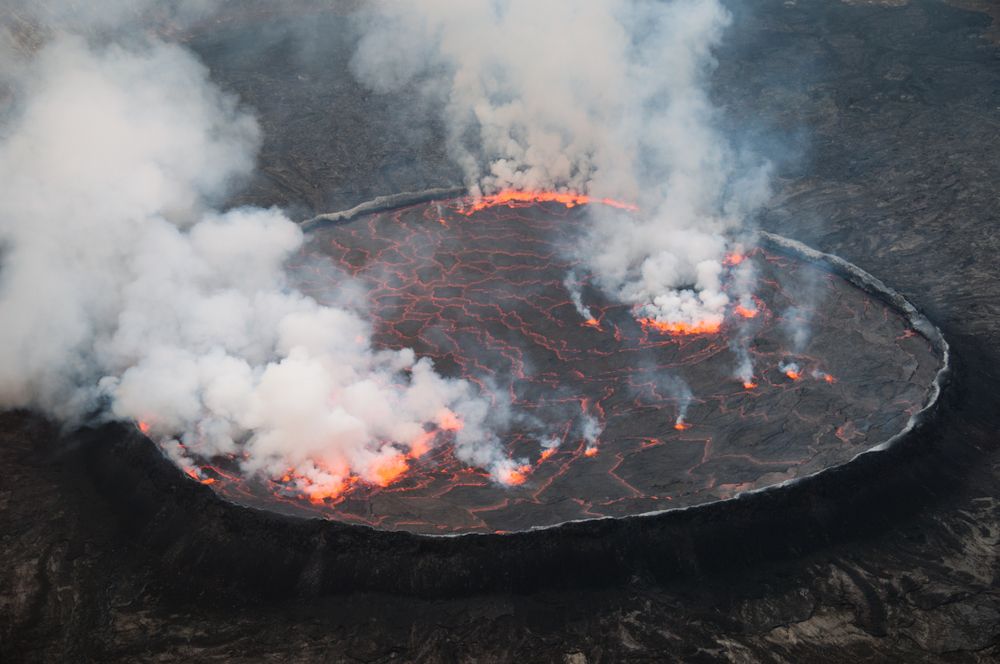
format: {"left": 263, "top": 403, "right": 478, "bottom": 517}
{"left": 461, "top": 189, "right": 638, "bottom": 215}
{"left": 638, "top": 318, "right": 723, "bottom": 336}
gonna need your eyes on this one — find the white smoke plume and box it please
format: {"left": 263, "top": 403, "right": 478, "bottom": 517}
{"left": 656, "top": 374, "right": 694, "bottom": 427}
{"left": 782, "top": 304, "right": 815, "bottom": 354}
{"left": 779, "top": 361, "right": 802, "bottom": 380}
{"left": 732, "top": 345, "right": 755, "bottom": 387}
{"left": 535, "top": 433, "right": 562, "bottom": 464}
{"left": 580, "top": 411, "right": 603, "bottom": 454}
{"left": 777, "top": 245, "right": 824, "bottom": 355}
{"left": 0, "top": 31, "right": 516, "bottom": 496}
{"left": 351, "top": 0, "right": 772, "bottom": 331}
{"left": 563, "top": 271, "right": 596, "bottom": 323}
{"left": 2, "top": 0, "right": 221, "bottom": 32}
{"left": 728, "top": 255, "right": 759, "bottom": 385}
{"left": 539, "top": 435, "right": 562, "bottom": 451}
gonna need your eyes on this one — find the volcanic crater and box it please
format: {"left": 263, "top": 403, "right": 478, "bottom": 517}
{"left": 187, "top": 196, "right": 945, "bottom": 535}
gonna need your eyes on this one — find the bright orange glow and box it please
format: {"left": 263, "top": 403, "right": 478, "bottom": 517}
{"left": 584, "top": 318, "right": 601, "bottom": 328}
{"left": 539, "top": 448, "right": 557, "bottom": 462}
{"left": 462, "top": 190, "right": 638, "bottom": 215}
{"left": 734, "top": 304, "right": 758, "bottom": 319}
{"left": 506, "top": 471, "right": 527, "bottom": 485}
{"left": 583, "top": 446, "right": 598, "bottom": 457}
{"left": 497, "top": 464, "right": 532, "bottom": 486}
{"left": 723, "top": 252, "right": 745, "bottom": 267}
{"left": 305, "top": 480, "right": 349, "bottom": 505}
{"left": 639, "top": 318, "right": 722, "bottom": 335}
{"left": 674, "top": 421, "right": 691, "bottom": 431}
{"left": 437, "top": 409, "right": 464, "bottom": 431}
{"left": 137, "top": 421, "right": 151, "bottom": 435}
{"left": 743, "top": 381, "right": 758, "bottom": 389}
{"left": 785, "top": 369, "right": 801, "bottom": 381}
{"left": 371, "top": 453, "right": 409, "bottom": 487}
{"left": 823, "top": 374, "right": 837, "bottom": 384}
{"left": 200, "top": 478, "right": 216, "bottom": 485}
{"left": 408, "top": 430, "right": 436, "bottom": 458}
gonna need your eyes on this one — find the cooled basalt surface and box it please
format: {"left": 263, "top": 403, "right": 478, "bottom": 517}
{"left": 188, "top": 199, "right": 944, "bottom": 535}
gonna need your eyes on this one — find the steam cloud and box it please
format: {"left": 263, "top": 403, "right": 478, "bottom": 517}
{"left": 2, "top": 0, "right": 774, "bottom": 499}
{"left": 351, "top": 0, "right": 772, "bottom": 331}
{"left": 0, "top": 26, "right": 517, "bottom": 495}
{"left": 580, "top": 411, "right": 603, "bottom": 454}
{"left": 729, "top": 256, "right": 760, "bottom": 385}
{"left": 2, "top": 0, "right": 220, "bottom": 31}
{"left": 563, "top": 271, "right": 596, "bottom": 323}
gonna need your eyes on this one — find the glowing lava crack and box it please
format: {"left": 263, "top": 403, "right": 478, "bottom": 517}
{"left": 171, "top": 195, "right": 943, "bottom": 535}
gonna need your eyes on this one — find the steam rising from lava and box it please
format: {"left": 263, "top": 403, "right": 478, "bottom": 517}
{"left": 0, "top": 32, "right": 518, "bottom": 494}
{"left": 564, "top": 271, "right": 597, "bottom": 326}
{"left": 351, "top": 0, "right": 772, "bottom": 333}
{"left": 0, "top": 0, "right": 780, "bottom": 507}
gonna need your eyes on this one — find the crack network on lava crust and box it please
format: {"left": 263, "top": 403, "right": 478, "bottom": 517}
{"left": 170, "top": 195, "right": 940, "bottom": 535}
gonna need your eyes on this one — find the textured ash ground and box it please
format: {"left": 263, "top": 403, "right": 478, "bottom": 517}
{"left": 2, "top": 0, "right": 999, "bottom": 661}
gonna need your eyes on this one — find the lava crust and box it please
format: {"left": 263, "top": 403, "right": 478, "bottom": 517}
{"left": 187, "top": 198, "right": 944, "bottom": 534}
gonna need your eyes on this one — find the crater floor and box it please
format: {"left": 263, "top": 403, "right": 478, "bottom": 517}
{"left": 199, "top": 199, "right": 941, "bottom": 534}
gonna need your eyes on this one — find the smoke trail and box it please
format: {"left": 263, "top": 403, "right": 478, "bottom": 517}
{"left": 579, "top": 411, "right": 603, "bottom": 455}
{"left": 351, "top": 0, "right": 771, "bottom": 331}
{"left": 563, "top": 271, "right": 596, "bottom": 324}
{"left": 781, "top": 304, "right": 815, "bottom": 353}
{"left": 656, "top": 374, "right": 694, "bottom": 428}
{"left": 539, "top": 434, "right": 562, "bottom": 451}
{"left": 728, "top": 255, "right": 760, "bottom": 386}
{"left": 778, "top": 361, "right": 802, "bottom": 380}
{"left": 0, "top": 27, "right": 518, "bottom": 494}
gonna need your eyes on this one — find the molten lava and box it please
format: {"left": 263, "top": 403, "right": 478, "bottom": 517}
{"left": 303, "top": 479, "right": 350, "bottom": 505}
{"left": 461, "top": 189, "right": 638, "bottom": 215}
{"left": 165, "top": 198, "right": 938, "bottom": 534}
{"left": 723, "top": 252, "right": 745, "bottom": 267}
{"left": 496, "top": 463, "right": 532, "bottom": 486}
{"left": 812, "top": 370, "right": 837, "bottom": 384}
{"left": 639, "top": 317, "right": 723, "bottom": 335}
{"left": 734, "top": 303, "right": 758, "bottom": 319}
{"left": 408, "top": 430, "right": 436, "bottom": 458}
{"left": 371, "top": 453, "right": 410, "bottom": 487}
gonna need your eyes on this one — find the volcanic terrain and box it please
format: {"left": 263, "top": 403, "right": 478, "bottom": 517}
{"left": 2, "top": 1, "right": 999, "bottom": 662}
{"left": 189, "top": 197, "right": 941, "bottom": 534}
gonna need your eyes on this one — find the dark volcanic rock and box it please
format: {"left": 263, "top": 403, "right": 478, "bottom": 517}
{"left": 3, "top": 0, "right": 1000, "bottom": 661}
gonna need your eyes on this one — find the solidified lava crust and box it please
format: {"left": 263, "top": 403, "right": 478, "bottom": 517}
{"left": 182, "top": 197, "right": 946, "bottom": 536}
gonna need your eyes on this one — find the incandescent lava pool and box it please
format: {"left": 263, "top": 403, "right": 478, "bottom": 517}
{"left": 196, "top": 198, "right": 942, "bottom": 535}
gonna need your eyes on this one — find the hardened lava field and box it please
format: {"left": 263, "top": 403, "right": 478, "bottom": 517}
{"left": 197, "top": 199, "right": 940, "bottom": 534}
